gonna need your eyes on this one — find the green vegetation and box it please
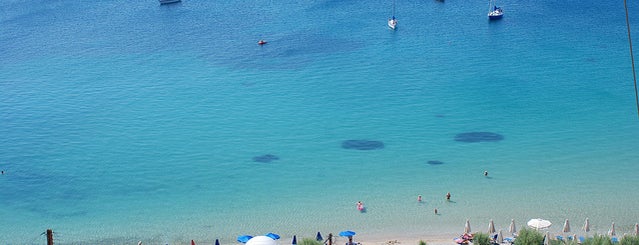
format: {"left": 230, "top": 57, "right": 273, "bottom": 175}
{"left": 514, "top": 228, "right": 544, "bottom": 245}
{"left": 300, "top": 238, "right": 324, "bottom": 245}
{"left": 509, "top": 231, "right": 639, "bottom": 245}
{"left": 620, "top": 235, "right": 639, "bottom": 245}
{"left": 418, "top": 240, "right": 427, "bottom": 245}
{"left": 473, "top": 232, "right": 491, "bottom": 245}
{"left": 582, "top": 235, "right": 613, "bottom": 245}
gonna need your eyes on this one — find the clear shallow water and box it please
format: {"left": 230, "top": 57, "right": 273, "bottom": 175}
{"left": 2, "top": 0, "right": 639, "bottom": 244}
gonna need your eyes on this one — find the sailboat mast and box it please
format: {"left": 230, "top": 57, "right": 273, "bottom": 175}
{"left": 392, "top": 0, "right": 395, "bottom": 17}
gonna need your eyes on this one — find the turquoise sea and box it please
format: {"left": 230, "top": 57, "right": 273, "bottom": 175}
{"left": 2, "top": 0, "right": 639, "bottom": 244}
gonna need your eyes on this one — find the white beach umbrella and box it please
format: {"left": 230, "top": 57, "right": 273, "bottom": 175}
{"left": 488, "top": 219, "right": 496, "bottom": 234}
{"left": 509, "top": 219, "right": 517, "bottom": 234}
{"left": 563, "top": 219, "right": 571, "bottom": 233}
{"left": 527, "top": 218, "right": 552, "bottom": 230}
{"left": 465, "top": 219, "right": 472, "bottom": 234}
{"left": 584, "top": 218, "right": 590, "bottom": 233}
{"left": 247, "top": 236, "right": 278, "bottom": 245}
{"left": 608, "top": 222, "right": 616, "bottom": 237}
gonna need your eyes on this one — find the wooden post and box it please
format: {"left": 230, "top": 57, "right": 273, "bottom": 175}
{"left": 46, "top": 229, "right": 53, "bottom": 245}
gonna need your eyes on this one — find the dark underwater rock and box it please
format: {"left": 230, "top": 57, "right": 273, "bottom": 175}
{"left": 341, "top": 140, "right": 385, "bottom": 150}
{"left": 427, "top": 160, "right": 444, "bottom": 165}
{"left": 454, "top": 132, "right": 504, "bottom": 143}
{"left": 253, "top": 154, "right": 280, "bottom": 163}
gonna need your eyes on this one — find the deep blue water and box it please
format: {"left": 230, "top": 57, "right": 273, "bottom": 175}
{"left": 2, "top": 0, "right": 639, "bottom": 244}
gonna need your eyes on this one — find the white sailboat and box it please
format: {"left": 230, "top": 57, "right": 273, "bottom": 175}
{"left": 388, "top": 0, "right": 397, "bottom": 29}
{"left": 487, "top": 0, "right": 503, "bottom": 20}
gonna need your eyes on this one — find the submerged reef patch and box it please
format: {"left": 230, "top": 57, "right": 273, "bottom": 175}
{"left": 427, "top": 160, "right": 444, "bottom": 165}
{"left": 454, "top": 132, "right": 504, "bottom": 143}
{"left": 341, "top": 140, "right": 385, "bottom": 150}
{"left": 253, "top": 154, "right": 280, "bottom": 163}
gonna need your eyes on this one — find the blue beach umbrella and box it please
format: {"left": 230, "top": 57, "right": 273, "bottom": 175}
{"left": 266, "top": 233, "right": 280, "bottom": 240}
{"left": 316, "top": 232, "right": 323, "bottom": 241}
{"left": 216, "top": 239, "right": 220, "bottom": 245}
{"left": 238, "top": 235, "right": 253, "bottom": 243}
{"left": 292, "top": 235, "right": 297, "bottom": 245}
{"left": 339, "top": 231, "right": 356, "bottom": 237}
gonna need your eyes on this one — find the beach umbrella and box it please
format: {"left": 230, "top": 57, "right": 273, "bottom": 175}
{"left": 238, "top": 235, "right": 253, "bottom": 243}
{"left": 488, "top": 219, "right": 496, "bottom": 234}
{"left": 497, "top": 230, "right": 504, "bottom": 244}
{"left": 292, "top": 236, "right": 297, "bottom": 245}
{"left": 608, "top": 222, "right": 616, "bottom": 237}
{"left": 216, "top": 239, "right": 220, "bottom": 245}
{"left": 527, "top": 218, "right": 552, "bottom": 230}
{"left": 316, "top": 232, "right": 323, "bottom": 241}
{"left": 563, "top": 219, "right": 571, "bottom": 233}
{"left": 584, "top": 218, "right": 590, "bottom": 233}
{"left": 635, "top": 223, "right": 639, "bottom": 236}
{"left": 266, "top": 233, "right": 280, "bottom": 240}
{"left": 246, "top": 236, "right": 278, "bottom": 245}
{"left": 509, "top": 219, "right": 517, "bottom": 234}
{"left": 339, "top": 231, "right": 356, "bottom": 237}
{"left": 464, "top": 219, "right": 472, "bottom": 234}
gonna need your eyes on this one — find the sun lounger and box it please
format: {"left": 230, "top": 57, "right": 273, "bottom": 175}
{"left": 503, "top": 237, "right": 514, "bottom": 244}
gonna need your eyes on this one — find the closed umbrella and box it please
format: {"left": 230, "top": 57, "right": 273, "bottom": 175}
{"left": 465, "top": 219, "right": 472, "bottom": 234}
{"left": 527, "top": 219, "right": 552, "bottom": 230}
{"left": 497, "top": 230, "right": 504, "bottom": 244}
{"left": 635, "top": 223, "right": 639, "bottom": 236}
{"left": 488, "top": 220, "right": 496, "bottom": 234}
{"left": 316, "top": 232, "right": 323, "bottom": 241}
{"left": 191, "top": 240, "right": 196, "bottom": 245}
{"left": 563, "top": 219, "right": 571, "bottom": 233}
{"left": 584, "top": 218, "right": 590, "bottom": 233}
{"left": 509, "top": 219, "right": 517, "bottom": 235}
{"left": 608, "top": 222, "right": 616, "bottom": 237}
{"left": 216, "top": 239, "right": 220, "bottom": 245}
{"left": 292, "top": 236, "right": 297, "bottom": 245}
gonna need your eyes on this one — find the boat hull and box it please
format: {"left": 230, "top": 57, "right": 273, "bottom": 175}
{"left": 488, "top": 13, "right": 503, "bottom": 20}
{"left": 488, "top": 6, "right": 503, "bottom": 20}
{"left": 159, "top": 0, "right": 181, "bottom": 4}
{"left": 388, "top": 20, "right": 397, "bottom": 30}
